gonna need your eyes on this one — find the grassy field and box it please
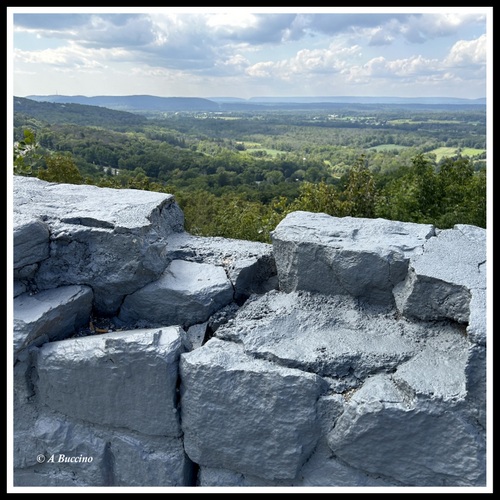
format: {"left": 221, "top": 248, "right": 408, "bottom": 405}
{"left": 387, "top": 119, "right": 460, "bottom": 125}
{"left": 368, "top": 144, "right": 411, "bottom": 152}
{"left": 428, "top": 147, "right": 486, "bottom": 162}
{"left": 461, "top": 147, "right": 486, "bottom": 157}
{"left": 239, "top": 141, "right": 285, "bottom": 157}
{"left": 368, "top": 145, "right": 485, "bottom": 162}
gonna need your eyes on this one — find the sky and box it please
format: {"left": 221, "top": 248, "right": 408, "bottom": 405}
{"left": 7, "top": 6, "right": 492, "bottom": 100}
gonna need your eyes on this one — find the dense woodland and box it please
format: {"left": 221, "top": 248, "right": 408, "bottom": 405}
{"left": 13, "top": 97, "right": 487, "bottom": 243}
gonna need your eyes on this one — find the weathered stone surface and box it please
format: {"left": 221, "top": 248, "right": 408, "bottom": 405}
{"left": 166, "top": 232, "right": 278, "bottom": 302}
{"left": 464, "top": 344, "right": 487, "bottom": 429}
{"left": 180, "top": 338, "right": 328, "bottom": 480}
{"left": 198, "top": 440, "right": 394, "bottom": 487}
{"left": 13, "top": 213, "right": 50, "bottom": 269}
{"left": 36, "top": 327, "right": 184, "bottom": 437}
{"left": 271, "top": 211, "right": 434, "bottom": 305}
{"left": 14, "top": 411, "right": 109, "bottom": 486}
{"left": 13, "top": 176, "right": 184, "bottom": 315}
{"left": 292, "top": 439, "right": 396, "bottom": 487}
{"left": 14, "top": 264, "right": 40, "bottom": 294}
{"left": 216, "top": 290, "right": 465, "bottom": 388}
{"left": 14, "top": 285, "right": 93, "bottom": 359}
{"left": 467, "top": 288, "right": 487, "bottom": 346}
{"left": 392, "top": 326, "right": 469, "bottom": 400}
{"left": 14, "top": 280, "right": 27, "bottom": 297}
{"left": 14, "top": 409, "right": 194, "bottom": 487}
{"left": 117, "top": 260, "right": 234, "bottom": 328}
{"left": 109, "top": 433, "right": 194, "bottom": 486}
{"left": 183, "top": 322, "right": 208, "bottom": 351}
{"left": 327, "top": 374, "right": 486, "bottom": 486}
{"left": 393, "top": 225, "right": 486, "bottom": 323}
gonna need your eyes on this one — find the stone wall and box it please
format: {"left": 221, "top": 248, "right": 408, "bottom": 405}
{"left": 12, "top": 177, "right": 487, "bottom": 488}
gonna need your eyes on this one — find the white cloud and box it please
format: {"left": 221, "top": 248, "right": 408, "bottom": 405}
{"left": 245, "top": 41, "right": 362, "bottom": 81}
{"left": 415, "top": 13, "right": 486, "bottom": 39}
{"left": 9, "top": 9, "right": 489, "bottom": 98}
{"left": 14, "top": 44, "right": 115, "bottom": 70}
{"left": 445, "top": 34, "right": 486, "bottom": 67}
{"left": 205, "top": 12, "right": 259, "bottom": 31}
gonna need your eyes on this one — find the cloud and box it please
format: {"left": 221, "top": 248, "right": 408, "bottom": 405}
{"left": 338, "top": 12, "right": 486, "bottom": 46}
{"left": 344, "top": 32, "right": 486, "bottom": 89}
{"left": 10, "top": 10, "right": 488, "bottom": 98}
{"left": 245, "top": 41, "right": 362, "bottom": 80}
{"left": 414, "top": 13, "right": 486, "bottom": 39}
{"left": 206, "top": 13, "right": 300, "bottom": 43}
{"left": 12, "top": 12, "right": 487, "bottom": 70}
{"left": 13, "top": 13, "right": 94, "bottom": 31}
{"left": 445, "top": 33, "right": 486, "bottom": 67}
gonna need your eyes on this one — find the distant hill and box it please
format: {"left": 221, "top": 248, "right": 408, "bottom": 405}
{"left": 25, "top": 94, "right": 221, "bottom": 112}
{"left": 23, "top": 94, "right": 486, "bottom": 115}
{"left": 14, "top": 96, "right": 148, "bottom": 127}
{"left": 247, "top": 96, "right": 486, "bottom": 105}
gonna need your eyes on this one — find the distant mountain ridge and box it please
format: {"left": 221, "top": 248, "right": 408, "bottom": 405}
{"left": 13, "top": 96, "right": 148, "bottom": 127}
{"left": 24, "top": 94, "right": 486, "bottom": 113}
{"left": 245, "top": 95, "right": 486, "bottom": 105}
{"left": 25, "top": 94, "right": 221, "bottom": 112}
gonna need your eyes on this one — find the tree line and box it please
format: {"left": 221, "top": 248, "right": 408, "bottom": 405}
{"left": 14, "top": 127, "right": 486, "bottom": 243}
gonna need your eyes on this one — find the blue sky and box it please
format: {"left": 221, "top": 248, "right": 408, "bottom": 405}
{"left": 8, "top": 7, "right": 491, "bottom": 99}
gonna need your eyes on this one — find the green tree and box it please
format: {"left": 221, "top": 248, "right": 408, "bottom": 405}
{"left": 436, "top": 157, "right": 486, "bottom": 228}
{"left": 377, "top": 153, "right": 440, "bottom": 224}
{"left": 37, "top": 153, "right": 84, "bottom": 184}
{"left": 343, "top": 155, "right": 377, "bottom": 218}
{"left": 14, "top": 128, "right": 41, "bottom": 175}
{"left": 291, "top": 181, "right": 348, "bottom": 217}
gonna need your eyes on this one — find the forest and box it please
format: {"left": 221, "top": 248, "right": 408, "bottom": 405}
{"left": 13, "top": 96, "right": 487, "bottom": 243}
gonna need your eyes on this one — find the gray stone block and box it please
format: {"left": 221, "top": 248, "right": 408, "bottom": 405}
{"left": 14, "top": 285, "right": 93, "bottom": 359}
{"left": 271, "top": 211, "right": 434, "bottom": 305}
{"left": 216, "top": 290, "right": 464, "bottom": 385}
{"left": 166, "top": 232, "right": 278, "bottom": 302}
{"left": 13, "top": 214, "right": 50, "bottom": 269}
{"left": 180, "top": 338, "right": 328, "bottom": 480}
{"left": 393, "top": 225, "right": 486, "bottom": 323}
{"left": 327, "top": 374, "right": 486, "bottom": 486}
{"left": 13, "top": 176, "right": 185, "bottom": 315}
{"left": 118, "top": 259, "right": 234, "bottom": 328}
{"left": 36, "top": 327, "right": 184, "bottom": 437}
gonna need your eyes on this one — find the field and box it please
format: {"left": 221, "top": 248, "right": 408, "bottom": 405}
{"left": 368, "top": 144, "right": 411, "bottom": 152}
{"left": 429, "top": 147, "right": 486, "bottom": 162}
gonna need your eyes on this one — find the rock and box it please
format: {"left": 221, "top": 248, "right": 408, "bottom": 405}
{"left": 36, "top": 327, "right": 184, "bottom": 437}
{"left": 14, "top": 411, "right": 109, "bottom": 486}
{"left": 117, "top": 260, "right": 234, "bottom": 329}
{"left": 14, "top": 409, "right": 195, "bottom": 487}
{"left": 14, "top": 285, "right": 93, "bottom": 360}
{"left": 108, "top": 433, "right": 195, "bottom": 486}
{"left": 183, "top": 322, "right": 208, "bottom": 351}
{"left": 393, "top": 225, "right": 486, "bottom": 323}
{"left": 464, "top": 344, "right": 487, "bottom": 428}
{"left": 197, "top": 439, "right": 394, "bottom": 487}
{"left": 180, "top": 338, "right": 328, "bottom": 480}
{"left": 327, "top": 374, "right": 486, "bottom": 486}
{"left": 392, "top": 326, "right": 469, "bottom": 400}
{"left": 10, "top": 182, "right": 488, "bottom": 489}
{"left": 13, "top": 176, "right": 184, "bottom": 315}
{"left": 215, "top": 290, "right": 463, "bottom": 386}
{"left": 13, "top": 213, "right": 50, "bottom": 269}
{"left": 271, "top": 211, "right": 434, "bottom": 306}
{"left": 166, "top": 232, "right": 278, "bottom": 302}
